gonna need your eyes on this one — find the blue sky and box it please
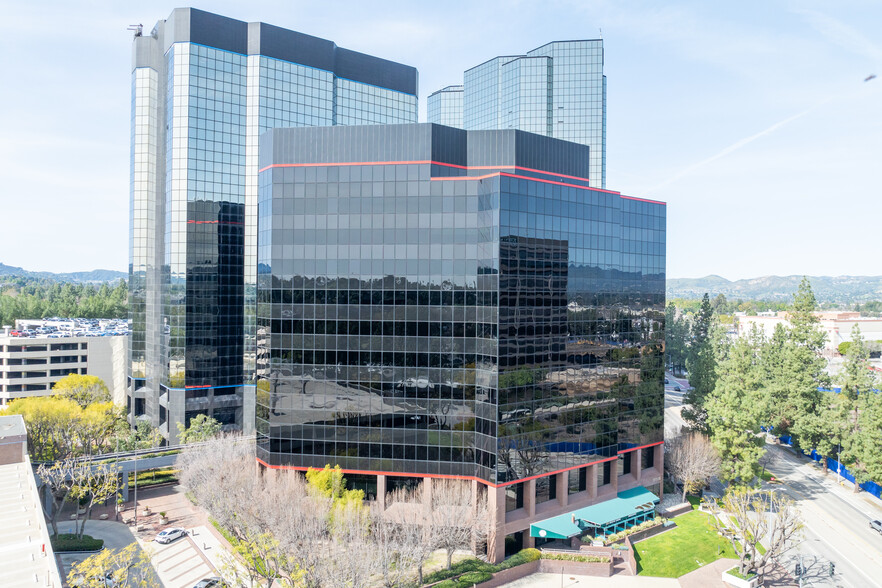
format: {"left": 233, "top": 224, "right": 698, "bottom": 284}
{"left": 1, "top": 0, "right": 879, "bottom": 280}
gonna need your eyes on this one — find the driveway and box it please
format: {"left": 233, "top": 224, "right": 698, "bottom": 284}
{"left": 55, "top": 520, "right": 141, "bottom": 583}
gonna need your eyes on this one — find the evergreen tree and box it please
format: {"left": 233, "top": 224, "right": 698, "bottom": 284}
{"left": 683, "top": 293, "right": 719, "bottom": 431}
{"left": 768, "top": 277, "right": 829, "bottom": 451}
{"left": 711, "top": 293, "right": 729, "bottom": 314}
{"left": 836, "top": 325, "right": 881, "bottom": 492}
{"left": 705, "top": 329, "right": 767, "bottom": 484}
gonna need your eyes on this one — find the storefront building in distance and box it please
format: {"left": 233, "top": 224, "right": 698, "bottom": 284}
{"left": 256, "top": 123, "right": 665, "bottom": 561}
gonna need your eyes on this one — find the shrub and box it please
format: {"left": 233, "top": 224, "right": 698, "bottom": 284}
{"left": 725, "top": 566, "right": 756, "bottom": 580}
{"left": 541, "top": 552, "right": 609, "bottom": 563}
{"left": 603, "top": 517, "right": 665, "bottom": 544}
{"left": 496, "top": 548, "right": 540, "bottom": 570}
{"left": 422, "top": 558, "right": 494, "bottom": 584}
{"left": 51, "top": 534, "right": 104, "bottom": 552}
{"left": 128, "top": 468, "right": 179, "bottom": 487}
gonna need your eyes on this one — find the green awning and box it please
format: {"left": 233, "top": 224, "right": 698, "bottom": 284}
{"left": 530, "top": 486, "right": 659, "bottom": 539}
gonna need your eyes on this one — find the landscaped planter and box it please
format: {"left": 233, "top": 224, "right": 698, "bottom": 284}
{"left": 722, "top": 567, "right": 760, "bottom": 588}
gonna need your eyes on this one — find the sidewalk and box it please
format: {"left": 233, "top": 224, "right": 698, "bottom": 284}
{"left": 504, "top": 573, "right": 678, "bottom": 587}
{"left": 766, "top": 444, "right": 882, "bottom": 516}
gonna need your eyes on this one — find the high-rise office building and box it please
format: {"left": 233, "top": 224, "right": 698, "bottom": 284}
{"left": 256, "top": 123, "right": 665, "bottom": 561}
{"left": 129, "top": 8, "right": 418, "bottom": 442}
{"left": 426, "top": 85, "right": 463, "bottom": 128}
{"left": 428, "top": 40, "right": 606, "bottom": 188}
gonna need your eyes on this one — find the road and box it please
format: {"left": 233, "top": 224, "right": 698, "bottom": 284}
{"left": 763, "top": 445, "right": 882, "bottom": 587}
{"left": 664, "top": 372, "right": 689, "bottom": 437}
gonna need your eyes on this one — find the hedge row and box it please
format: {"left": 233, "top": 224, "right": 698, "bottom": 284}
{"left": 433, "top": 571, "right": 494, "bottom": 588}
{"left": 51, "top": 534, "right": 104, "bottom": 552}
{"left": 128, "top": 468, "right": 179, "bottom": 488}
{"left": 425, "top": 548, "right": 597, "bottom": 587}
{"left": 541, "top": 552, "right": 609, "bottom": 563}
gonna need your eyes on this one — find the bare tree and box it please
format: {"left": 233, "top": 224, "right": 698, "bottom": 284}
{"left": 372, "top": 486, "right": 432, "bottom": 587}
{"left": 430, "top": 479, "right": 490, "bottom": 569}
{"left": 251, "top": 470, "right": 330, "bottom": 588}
{"left": 176, "top": 433, "right": 257, "bottom": 534}
{"left": 70, "top": 461, "right": 120, "bottom": 539}
{"left": 706, "top": 488, "right": 803, "bottom": 582}
{"left": 666, "top": 431, "right": 721, "bottom": 501}
{"left": 37, "top": 459, "right": 77, "bottom": 537}
{"left": 315, "top": 501, "right": 378, "bottom": 588}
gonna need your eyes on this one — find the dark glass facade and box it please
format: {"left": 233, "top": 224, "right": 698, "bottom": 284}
{"left": 256, "top": 124, "right": 664, "bottom": 485}
{"left": 129, "top": 8, "right": 417, "bottom": 442}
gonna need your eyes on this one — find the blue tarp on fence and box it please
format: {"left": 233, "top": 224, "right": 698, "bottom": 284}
{"left": 778, "top": 436, "right": 882, "bottom": 499}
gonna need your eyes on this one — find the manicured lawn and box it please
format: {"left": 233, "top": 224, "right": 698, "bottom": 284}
{"left": 634, "top": 510, "right": 737, "bottom": 578}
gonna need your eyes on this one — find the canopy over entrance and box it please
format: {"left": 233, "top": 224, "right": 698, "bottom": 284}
{"left": 529, "top": 486, "right": 659, "bottom": 539}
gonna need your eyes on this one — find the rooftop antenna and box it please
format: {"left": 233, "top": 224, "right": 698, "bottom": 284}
{"left": 127, "top": 24, "right": 143, "bottom": 37}
{"left": 599, "top": 27, "right": 603, "bottom": 38}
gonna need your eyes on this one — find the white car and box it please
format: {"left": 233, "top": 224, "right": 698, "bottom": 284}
{"left": 155, "top": 527, "right": 187, "bottom": 544}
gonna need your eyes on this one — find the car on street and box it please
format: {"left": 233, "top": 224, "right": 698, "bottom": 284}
{"left": 193, "top": 578, "right": 225, "bottom": 588}
{"left": 870, "top": 520, "right": 882, "bottom": 534}
{"left": 155, "top": 527, "right": 187, "bottom": 544}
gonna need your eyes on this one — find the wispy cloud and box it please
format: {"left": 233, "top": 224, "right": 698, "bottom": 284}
{"left": 794, "top": 8, "right": 882, "bottom": 63}
{"left": 644, "top": 100, "right": 828, "bottom": 195}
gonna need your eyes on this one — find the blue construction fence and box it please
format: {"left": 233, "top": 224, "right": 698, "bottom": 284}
{"left": 775, "top": 434, "right": 882, "bottom": 499}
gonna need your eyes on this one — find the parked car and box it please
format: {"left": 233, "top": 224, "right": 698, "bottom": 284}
{"left": 193, "top": 578, "right": 225, "bottom": 588}
{"left": 870, "top": 520, "right": 882, "bottom": 534}
{"left": 70, "top": 572, "right": 115, "bottom": 587}
{"left": 155, "top": 527, "right": 187, "bottom": 544}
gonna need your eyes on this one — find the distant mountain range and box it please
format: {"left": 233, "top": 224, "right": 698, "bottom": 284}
{"left": 2, "top": 262, "right": 881, "bottom": 303}
{"left": 668, "top": 275, "right": 882, "bottom": 303}
{"left": 0, "top": 263, "right": 126, "bottom": 284}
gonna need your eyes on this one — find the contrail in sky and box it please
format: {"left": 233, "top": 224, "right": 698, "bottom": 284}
{"left": 645, "top": 100, "right": 829, "bottom": 195}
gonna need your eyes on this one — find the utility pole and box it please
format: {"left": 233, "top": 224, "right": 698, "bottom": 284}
{"left": 837, "top": 447, "right": 843, "bottom": 486}
{"left": 133, "top": 451, "right": 138, "bottom": 528}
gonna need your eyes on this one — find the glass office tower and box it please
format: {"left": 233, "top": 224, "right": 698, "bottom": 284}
{"left": 129, "top": 8, "right": 418, "bottom": 443}
{"left": 428, "top": 41, "right": 606, "bottom": 188}
{"left": 426, "top": 85, "right": 463, "bottom": 128}
{"left": 256, "top": 123, "right": 664, "bottom": 560}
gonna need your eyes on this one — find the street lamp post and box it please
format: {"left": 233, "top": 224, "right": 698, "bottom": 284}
{"left": 133, "top": 452, "right": 138, "bottom": 528}
{"left": 837, "top": 447, "right": 843, "bottom": 486}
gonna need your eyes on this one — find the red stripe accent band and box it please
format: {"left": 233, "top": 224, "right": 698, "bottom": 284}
{"left": 186, "top": 220, "right": 245, "bottom": 225}
{"left": 258, "top": 160, "right": 663, "bottom": 205}
{"left": 256, "top": 441, "right": 662, "bottom": 488}
{"left": 259, "top": 160, "right": 593, "bottom": 184}
{"left": 618, "top": 441, "right": 665, "bottom": 454}
{"left": 620, "top": 195, "right": 667, "bottom": 205}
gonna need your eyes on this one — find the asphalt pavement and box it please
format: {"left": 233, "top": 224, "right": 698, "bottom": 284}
{"left": 763, "top": 445, "right": 882, "bottom": 587}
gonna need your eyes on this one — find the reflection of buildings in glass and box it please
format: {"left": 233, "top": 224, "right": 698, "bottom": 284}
{"left": 127, "top": 8, "right": 417, "bottom": 443}
{"left": 257, "top": 123, "right": 666, "bottom": 562}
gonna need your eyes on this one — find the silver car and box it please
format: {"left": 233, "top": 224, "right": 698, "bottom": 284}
{"left": 154, "top": 527, "right": 187, "bottom": 544}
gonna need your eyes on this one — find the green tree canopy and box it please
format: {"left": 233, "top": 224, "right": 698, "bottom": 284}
{"left": 305, "top": 464, "right": 365, "bottom": 508}
{"left": 705, "top": 329, "right": 767, "bottom": 484}
{"left": 52, "top": 374, "right": 111, "bottom": 408}
{"left": 176, "top": 413, "right": 222, "bottom": 444}
{"left": 0, "top": 396, "right": 120, "bottom": 460}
